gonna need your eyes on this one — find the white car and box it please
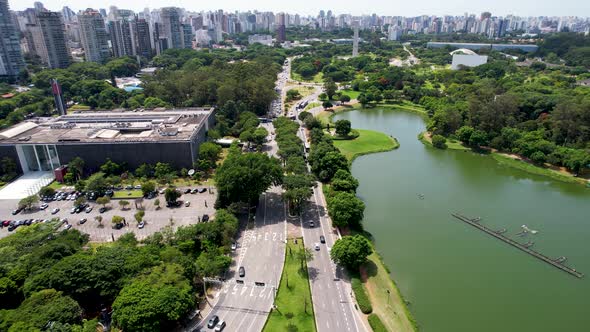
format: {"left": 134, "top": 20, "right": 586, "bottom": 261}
{"left": 64, "top": 224, "right": 72, "bottom": 230}
{"left": 231, "top": 242, "right": 237, "bottom": 251}
{"left": 39, "top": 203, "right": 49, "bottom": 210}
{"left": 51, "top": 208, "right": 60, "bottom": 214}
{"left": 314, "top": 243, "right": 320, "bottom": 251}
{"left": 138, "top": 221, "right": 145, "bottom": 229}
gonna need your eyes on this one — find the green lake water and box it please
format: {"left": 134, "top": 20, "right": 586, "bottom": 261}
{"left": 333, "top": 108, "right": 590, "bottom": 332}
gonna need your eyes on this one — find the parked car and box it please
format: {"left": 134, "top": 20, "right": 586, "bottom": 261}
{"left": 231, "top": 242, "right": 237, "bottom": 251}
{"left": 2, "top": 220, "right": 10, "bottom": 227}
{"left": 99, "top": 207, "right": 107, "bottom": 213}
{"left": 78, "top": 218, "right": 87, "bottom": 225}
{"left": 202, "top": 214, "right": 210, "bottom": 222}
{"left": 70, "top": 207, "right": 77, "bottom": 214}
{"left": 309, "top": 220, "right": 315, "bottom": 227}
{"left": 64, "top": 224, "right": 72, "bottom": 230}
{"left": 199, "top": 188, "right": 207, "bottom": 193}
{"left": 191, "top": 188, "right": 199, "bottom": 194}
{"left": 125, "top": 185, "right": 133, "bottom": 190}
{"left": 40, "top": 203, "right": 49, "bottom": 210}
{"left": 7, "top": 225, "right": 16, "bottom": 232}
{"left": 11, "top": 208, "right": 22, "bottom": 215}
{"left": 51, "top": 208, "right": 60, "bottom": 214}
{"left": 239, "top": 266, "right": 245, "bottom": 278}
{"left": 134, "top": 185, "right": 142, "bottom": 189}
{"left": 185, "top": 201, "right": 190, "bottom": 207}
{"left": 184, "top": 188, "right": 191, "bottom": 194}
{"left": 138, "top": 221, "right": 145, "bottom": 229}
{"left": 85, "top": 207, "right": 93, "bottom": 213}
{"left": 113, "top": 223, "right": 124, "bottom": 230}
{"left": 320, "top": 235, "right": 326, "bottom": 244}
{"left": 314, "top": 243, "right": 320, "bottom": 251}
{"left": 24, "top": 219, "right": 32, "bottom": 226}
{"left": 207, "top": 315, "right": 219, "bottom": 329}
{"left": 214, "top": 320, "right": 226, "bottom": 332}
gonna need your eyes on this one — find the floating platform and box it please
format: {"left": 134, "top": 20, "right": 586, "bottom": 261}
{"left": 452, "top": 213, "right": 583, "bottom": 278}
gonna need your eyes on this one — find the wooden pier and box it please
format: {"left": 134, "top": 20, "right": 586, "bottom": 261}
{"left": 451, "top": 213, "right": 583, "bottom": 278}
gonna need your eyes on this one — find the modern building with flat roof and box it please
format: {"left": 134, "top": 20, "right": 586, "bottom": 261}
{"left": 427, "top": 42, "right": 538, "bottom": 53}
{"left": 0, "top": 108, "right": 216, "bottom": 176}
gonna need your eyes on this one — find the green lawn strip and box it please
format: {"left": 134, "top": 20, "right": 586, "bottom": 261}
{"left": 418, "top": 131, "right": 469, "bottom": 151}
{"left": 351, "top": 276, "right": 372, "bottom": 314}
{"left": 368, "top": 314, "right": 388, "bottom": 332}
{"left": 340, "top": 89, "right": 361, "bottom": 99}
{"left": 334, "top": 129, "right": 399, "bottom": 162}
{"left": 362, "top": 253, "right": 418, "bottom": 332}
{"left": 263, "top": 239, "right": 316, "bottom": 332}
{"left": 304, "top": 102, "right": 321, "bottom": 112}
{"left": 112, "top": 190, "right": 143, "bottom": 199}
{"left": 291, "top": 71, "right": 323, "bottom": 84}
{"left": 492, "top": 154, "right": 587, "bottom": 185}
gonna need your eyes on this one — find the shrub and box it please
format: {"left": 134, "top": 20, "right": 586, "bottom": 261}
{"left": 368, "top": 314, "right": 387, "bottom": 332}
{"left": 351, "top": 277, "right": 372, "bottom": 314}
{"left": 432, "top": 134, "right": 448, "bottom": 149}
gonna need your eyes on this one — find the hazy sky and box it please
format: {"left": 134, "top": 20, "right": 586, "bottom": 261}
{"left": 9, "top": 0, "right": 590, "bottom": 17}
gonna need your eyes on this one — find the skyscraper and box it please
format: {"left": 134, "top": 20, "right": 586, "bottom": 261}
{"left": 34, "top": 11, "right": 70, "bottom": 68}
{"left": 159, "top": 7, "right": 182, "bottom": 49}
{"left": 180, "top": 23, "right": 193, "bottom": 49}
{"left": 352, "top": 21, "right": 359, "bottom": 57}
{"left": 109, "top": 18, "right": 134, "bottom": 57}
{"left": 135, "top": 17, "right": 152, "bottom": 58}
{"left": 0, "top": 0, "right": 25, "bottom": 80}
{"left": 78, "top": 9, "right": 111, "bottom": 63}
{"left": 276, "top": 13, "right": 286, "bottom": 43}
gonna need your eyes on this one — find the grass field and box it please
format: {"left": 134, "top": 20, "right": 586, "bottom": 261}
{"left": 291, "top": 71, "right": 324, "bottom": 84}
{"left": 418, "top": 131, "right": 469, "bottom": 151}
{"left": 492, "top": 154, "right": 587, "bottom": 185}
{"left": 340, "top": 89, "right": 361, "bottom": 99}
{"left": 112, "top": 190, "right": 142, "bottom": 199}
{"left": 263, "top": 239, "right": 316, "bottom": 332}
{"left": 334, "top": 129, "right": 399, "bottom": 161}
{"left": 362, "top": 253, "right": 417, "bottom": 332}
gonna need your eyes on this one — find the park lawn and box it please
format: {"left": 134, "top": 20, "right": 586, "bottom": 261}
{"left": 304, "top": 102, "right": 321, "bottom": 112}
{"left": 492, "top": 154, "right": 587, "bottom": 185}
{"left": 291, "top": 71, "right": 323, "bottom": 84}
{"left": 340, "top": 89, "right": 361, "bottom": 99}
{"left": 263, "top": 239, "right": 316, "bottom": 332}
{"left": 418, "top": 131, "right": 469, "bottom": 151}
{"left": 334, "top": 129, "right": 399, "bottom": 161}
{"left": 361, "top": 253, "right": 417, "bottom": 332}
{"left": 112, "top": 190, "right": 143, "bottom": 199}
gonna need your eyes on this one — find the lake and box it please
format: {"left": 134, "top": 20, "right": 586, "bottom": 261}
{"left": 333, "top": 108, "right": 590, "bottom": 332}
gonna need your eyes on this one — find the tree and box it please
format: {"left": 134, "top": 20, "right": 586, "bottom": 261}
{"left": 197, "top": 142, "right": 222, "bottom": 172}
{"left": 134, "top": 211, "right": 145, "bottom": 224}
{"left": 282, "top": 174, "right": 314, "bottom": 215}
{"left": 323, "top": 78, "right": 338, "bottom": 100}
{"left": 339, "top": 94, "right": 351, "bottom": 104}
{"left": 431, "top": 134, "right": 448, "bottom": 149}
{"left": 0, "top": 289, "right": 82, "bottom": 330}
{"left": 318, "top": 151, "right": 349, "bottom": 182}
{"left": 286, "top": 89, "right": 301, "bottom": 101}
{"left": 195, "top": 250, "right": 232, "bottom": 277}
{"left": 331, "top": 169, "right": 359, "bottom": 193}
{"left": 330, "top": 235, "right": 373, "bottom": 269}
{"left": 100, "top": 158, "right": 122, "bottom": 176}
{"left": 335, "top": 120, "right": 352, "bottom": 137}
{"left": 164, "top": 187, "right": 181, "bottom": 203}
{"left": 327, "top": 191, "right": 365, "bottom": 228}
{"left": 298, "top": 111, "right": 313, "bottom": 122}
{"left": 154, "top": 162, "right": 175, "bottom": 179}
{"left": 252, "top": 127, "right": 269, "bottom": 147}
{"left": 94, "top": 216, "right": 103, "bottom": 228}
{"left": 111, "top": 215, "right": 124, "bottom": 225}
{"left": 74, "top": 196, "right": 87, "bottom": 208}
{"left": 119, "top": 200, "right": 130, "bottom": 210}
{"left": 456, "top": 126, "right": 474, "bottom": 143}
{"left": 215, "top": 151, "right": 283, "bottom": 208}
{"left": 297, "top": 247, "right": 314, "bottom": 270}
{"left": 38, "top": 186, "right": 55, "bottom": 198}
{"left": 322, "top": 101, "right": 333, "bottom": 109}
{"left": 141, "top": 181, "right": 156, "bottom": 197}
{"left": 85, "top": 172, "right": 107, "bottom": 193}
{"left": 135, "top": 163, "right": 154, "bottom": 178}
{"left": 469, "top": 130, "right": 489, "bottom": 148}
{"left": 18, "top": 195, "right": 39, "bottom": 210}
{"left": 111, "top": 264, "right": 194, "bottom": 332}
{"left": 96, "top": 196, "right": 110, "bottom": 209}
{"left": 68, "top": 157, "right": 85, "bottom": 181}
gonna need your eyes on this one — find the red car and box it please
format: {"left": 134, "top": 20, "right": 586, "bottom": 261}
{"left": 2, "top": 220, "right": 11, "bottom": 227}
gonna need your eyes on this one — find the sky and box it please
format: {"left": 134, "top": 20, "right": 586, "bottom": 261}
{"left": 8, "top": 0, "right": 590, "bottom": 17}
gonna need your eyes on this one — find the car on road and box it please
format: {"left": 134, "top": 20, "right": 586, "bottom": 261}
{"left": 239, "top": 266, "right": 245, "bottom": 277}
{"left": 78, "top": 218, "right": 87, "bottom": 225}
{"left": 314, "top": 243, "right": 320, "bottom": 251}
{"left": 309, "top": 220, "right": 314, "bottom": 227}
{"left": 184, "top": 188, "right": 191, "bottom": 194}
{"left": 64, "top": 224, "right": 72, "bottom": 230}
{"left": 214, "top": 320, "right": 226, "bottom": 332}
{"left": 320, "top": 235, "right": 325, "bottom": 243}
{"left": 185, "top": 201, "right": 190, "bottom": 207}
{"left": 85, "top": 207, "right": 92, "bottom": 213}
{"left": 99, "top": 207, "right": 107, "bottom": 213}
{"left": 207, "top": 315, "right": 219, "bottom": 329}
{"left": 40, "top": 203, "right": 49, "bottom": 210}
{"left": 51, "top": 208, "right": 60, "bottom": 214}
{"left": 231, "top": 242, "right": 237, "bottom": 251}
{"left": 138, "top": 221, "right": 145, "bottom": 229}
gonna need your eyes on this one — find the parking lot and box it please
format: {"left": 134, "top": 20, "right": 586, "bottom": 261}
{"left": 0, "top": 187, "right": 217, "bottom": 242}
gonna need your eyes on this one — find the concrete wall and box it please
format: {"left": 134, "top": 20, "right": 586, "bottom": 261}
{"left": 451, "top": 54, "right": 489, "bottom": 70}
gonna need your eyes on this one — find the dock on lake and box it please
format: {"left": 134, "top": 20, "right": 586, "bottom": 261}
{"left": 451, "top": 213, "right": 583, "bottom": 279}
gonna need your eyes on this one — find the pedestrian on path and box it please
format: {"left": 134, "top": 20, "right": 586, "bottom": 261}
{"left": 204, "top": 200, "right": 208, "bottom": 208}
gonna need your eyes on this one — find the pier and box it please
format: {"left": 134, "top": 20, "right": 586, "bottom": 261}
{"left": 451, "top": 213, "right": 583, "bottom": 278}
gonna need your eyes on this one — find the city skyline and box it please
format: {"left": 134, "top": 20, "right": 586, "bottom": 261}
{"left": 8, "top": 0, "right": 590, "bottom": 18}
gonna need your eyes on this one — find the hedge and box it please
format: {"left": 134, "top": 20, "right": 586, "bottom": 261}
{"left": 368, "top": 314, "right": 387, "bottom": 332}
{"left": 351, "top": 277, "right": 372, "bottom": 314}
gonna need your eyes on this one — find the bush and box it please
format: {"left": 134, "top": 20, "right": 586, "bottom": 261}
{"left": 351, "top": 277, "right": 372, "bottom": 314}
{"left": 368, "top": 314, "right": 387, "bottom": 332}
{"left": 432, "top": 134, "right": 448, "bottom": 149}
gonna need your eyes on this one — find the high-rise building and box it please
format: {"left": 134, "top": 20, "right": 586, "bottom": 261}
{"left": 109, "top": 18, "right": 134, "bottom": 57}
{"left": 135, "top": 17, "right": 152, "bottom": 58}
{"left": 78, "top": 9, "right": 111, "bottom": 63}
{"left": 180, "top": 23, "right": 193, "bottom": 49}
{"left": 352, "top": 21, "right": 359, "bottom": 57}
{"left": 34, "top": 11, "right": 70, "bottom": 68}
{"left": 388, "top": 25, "right": 402, "bottom": 41}
{"left": 0, "top": 0, "right": 25, "bottom": 80}
{"left": 33, "top": 2, "right": 45, "bottom": 12}
{"left": 159, "top": 7, "right": 182, "bottom": 49}
{"left": 276, "top": 13, "right": 286, "bottom": 43}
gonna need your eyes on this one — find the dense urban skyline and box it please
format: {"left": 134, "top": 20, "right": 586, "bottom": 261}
{"left": 9, "top": 0, "right": 590, "bottom": 17}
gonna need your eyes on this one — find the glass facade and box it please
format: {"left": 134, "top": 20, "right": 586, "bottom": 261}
{"left": 17, "top": 144, "right": 60, "bottom": 173}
